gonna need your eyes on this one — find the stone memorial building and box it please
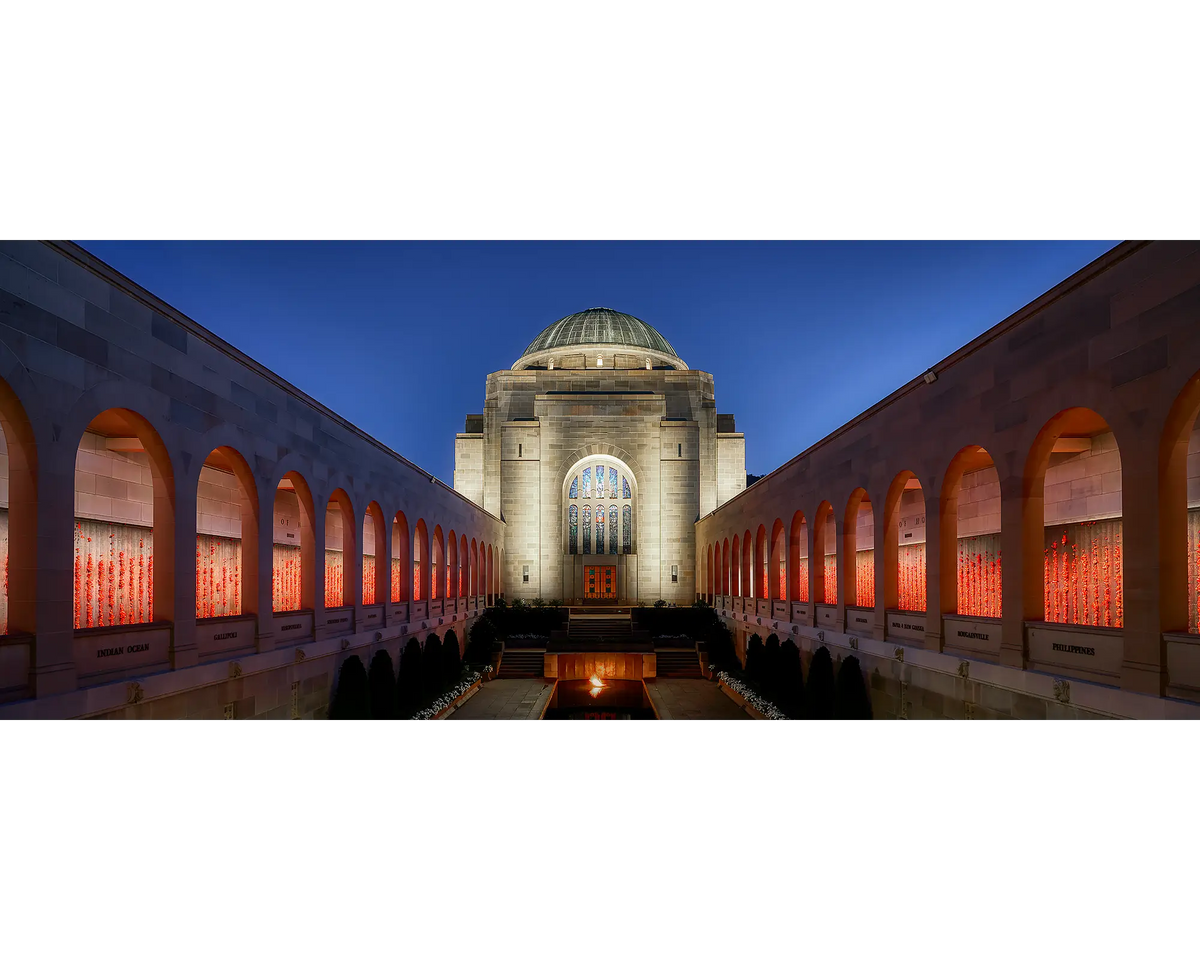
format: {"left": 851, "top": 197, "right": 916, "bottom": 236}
{"left": 3, "top": 239, "right": 1200, "bottom": 720}
{"left": 453, "top": 307, "right": 745, "bottom": 605}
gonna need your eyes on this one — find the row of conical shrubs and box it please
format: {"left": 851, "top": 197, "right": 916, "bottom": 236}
{"left": 329, "top": 629, "right": 465, "bottom": 719}
{"left": 743, "top": 633, "right": 873, "bottom": 719}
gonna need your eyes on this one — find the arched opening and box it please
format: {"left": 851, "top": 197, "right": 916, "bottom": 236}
{"left": 447, "top": 529, "right": 458, "bottom": 599}
{"left": 324, "top": 489, "right": 356, "bottom": 609}
{"left": 707, "top": 543, "right": 714, "bottom": 602}
{"left": 562, "top": 455, "right": 636, "bottom": 602}
{"left": 414, "top": 520, "right": 429, "bottom": 602}
{"left": 770, "top": 519, "right": 785, "bottom": 601}
{"left": 940, "top": 445, "right": 1002, "bottom": 618}
{"left": 362, "top": 501, "right": 385, "bottom": 605}
{"left": 460, "top": 534, "right": 469, "bottom": 599}
{"left": 0, "top": 379, "right": 37, "bottom": 638}
{"left": 391, "top": 511, "right": 410, "bottom": 603}
{"left": 813, "top": 501, "right": 835, "bottom": 605}
{"left": 272, "top": 471, "right": 315, "bottom": 612}
{"left": 731, "top": 534, "right": 740, "bottom": 597}
{"left": 431, "top": 525, "right": 444, "bottom": 601}
{"left": 73, "top": 409, "right": 175, "bottom": 628}
{"left": 195, "top": 446, "right": 258, "bottom": 619}
{"left": 741, "top": 530, "right": 752, "bottom": 598}
{"left": 754, "top": 524, "right": 768, "bottom": 599}
{"left": 486, "top": 544, "right": 494, "bottom": 605}
{"left": 844, "top": 489, "right": 874, "bottom": 609}
{"left": 471, "top": 538, "right": 479, "bottom": 600}
{"left": 789, "top": 511, "right": 809, "bottom": 603}
{"left": 884, "top": 472, "right": 926, "bottom": 613}
{"left": 1025, "top": 408, "right": 1123, "bottom": 627}
{"left": 1160, "top": 372, "right": 1200, "bottom": 634}
{"left": 722, "top": 538, "right": 730, "bottom": 597}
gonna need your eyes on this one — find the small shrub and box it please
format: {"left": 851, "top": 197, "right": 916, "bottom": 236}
{"left": 746, "top": 634, "right": 764, "bottom": 686}
{"left": 835, "top": 654, "right": 873, "bottom": 719}
{"left": 367, "top": 650, "right": 398, "bottom": 719}
{"left": 396, "top": 638, "right": 423, "bottom": 718}
{"left": 654, "top": 599, "right": 667, "bottom": 609}
{"left": 706, "top": 622, "right": 738, "bottom": 672}
{"left": 329, "top": 654, "right": 369, "bottom": 720}
{"left": 764, "top": 634, "right": 781, "bottom": 701}
{"left": 778, "top": 640, "right": 806, "bottom": 719}
{"left": 806, "top": 646, "right": 836, "bottom": 719}
{"left": 441, "top": 629, "right": 462, "bottom": 688}
{"left": 465, "top": 618, "right": 496, "bottom": 667}
{"left": 420, "top": 635, "right": 444, "bottom": 705}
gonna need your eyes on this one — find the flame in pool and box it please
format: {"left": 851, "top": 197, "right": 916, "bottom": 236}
{"left": 589, "top": 674, "right": 605, "bottom": 698}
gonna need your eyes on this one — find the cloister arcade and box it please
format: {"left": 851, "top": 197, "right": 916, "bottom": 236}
{"left": 701, "top": 389, "right": 1200, "bottom": 699}
{"left": 0, "top": 241, "right": 504, "bottom": 715}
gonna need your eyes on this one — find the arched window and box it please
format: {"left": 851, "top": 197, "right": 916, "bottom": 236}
{"left": 564, "top": 457, "right": 636, "bottom": 556}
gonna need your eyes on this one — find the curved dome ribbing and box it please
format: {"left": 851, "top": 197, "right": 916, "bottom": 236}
{"left": 521, "top": 307, "right": 679, "bottom": 359}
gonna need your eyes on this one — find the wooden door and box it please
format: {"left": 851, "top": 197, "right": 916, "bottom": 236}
{"left": 584, "top": 565, "right": 616, "bottom": 601}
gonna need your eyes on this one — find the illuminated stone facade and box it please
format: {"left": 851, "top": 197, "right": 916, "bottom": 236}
{"left": 0, "top": 241, "right": 504, "bottom": 718}
{"left": 697, "top": 240, "right": 1200, "bottom": 717}
{"left": 454, "top": 308, "right": 745, "bottom": 604}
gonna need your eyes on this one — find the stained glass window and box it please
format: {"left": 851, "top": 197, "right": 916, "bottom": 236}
{"left": 569, "top": 504, "right": 578, "bottom": 553}
{"left": 582, "top": 467, "right": 591, "bottom": 498}
{"left": 583, "top": 505, "right": 591, "bottom": 554}
{"left": 609, "top": 467, "right": 618, "bottom": 497}
{"left": 596, "top": 467, "right": 606, "bottom": 500}
{"left": 609, "top": 505, "right": 618, "bottom": 554}
{"left": 622, "top": 504, "right": 631, "bottom": 553}
{"left": 596, "top": 511, "right": 605, "bottom": 554}
{"left": 569, "top": 476, "right": 578, "bottom": 499}
{"left": 622, "top": 476, "right": 631, "bottom": 499}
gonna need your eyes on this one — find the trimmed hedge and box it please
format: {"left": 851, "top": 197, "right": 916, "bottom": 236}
{"left": 746, "top": 634, "right": 764, "bottom": 687}
{"left": 367, "top": 650, "right": 398, "bottom": 719}
{"left": 329, "top": 654, "right": 369, "bottom": 720}
{"left": 420, "top": 635, "right": 444, "bottom": 705}
{"left": 397, "top": 638, "right": 422, "bottom": 718}
{"left": 763, "top": 634, "right": 781, "bottom": 703}
{"left": 778, "top": 639, "right": 806, "bottom": 719}
{"left": 464, "top": 617, "right": 496, "bottom": 666}
{"left": 441, "top": 629, "right": 462, "bottom": 688}
{"left": 806, "top": 646, "right": 836, "bottom": 719}
{"left": 835, "top": 654, "right": 873, "bottom": 719}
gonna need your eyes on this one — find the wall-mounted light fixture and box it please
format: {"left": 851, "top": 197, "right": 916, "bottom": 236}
{"left": 922, "top": 369, "right": 938, "bottom": 384}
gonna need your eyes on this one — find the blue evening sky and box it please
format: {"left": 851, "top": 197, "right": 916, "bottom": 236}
{"left": 77, "top": 241, "right": 1117, "bottom": 483}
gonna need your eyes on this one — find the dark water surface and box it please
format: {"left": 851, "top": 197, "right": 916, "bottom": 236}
{"left": 543, "top": 680, "right": 656, "bottom": 720}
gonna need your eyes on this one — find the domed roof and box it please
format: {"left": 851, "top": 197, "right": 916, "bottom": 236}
{"left": 520, "top": 307, "right": 679, "bottom": 359}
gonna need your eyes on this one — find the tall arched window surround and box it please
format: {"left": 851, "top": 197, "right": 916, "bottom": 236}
{"left": 561, "top": 454, "right": 637, "bottom": 555}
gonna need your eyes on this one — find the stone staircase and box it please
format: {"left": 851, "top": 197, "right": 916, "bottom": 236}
{"left": 654, "top": 648, "right": 703, "bottom": 678}
{"left": 497, "top": 649, "right": 544, "bottom": 679}
{"left": 567, "top": 616, "right": 633, "bottom": 645}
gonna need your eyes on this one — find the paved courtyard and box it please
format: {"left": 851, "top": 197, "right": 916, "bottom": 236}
{"left": 644, "top": 679, "right": 752, "bottom": 720}
{"left": 448, "top": 679, "right": 556, "bottom": 720}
